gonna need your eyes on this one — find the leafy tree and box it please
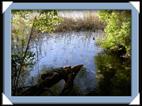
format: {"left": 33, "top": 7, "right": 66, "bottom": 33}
{"left": 96, "top": 10, "right": 131, "bottom": 56}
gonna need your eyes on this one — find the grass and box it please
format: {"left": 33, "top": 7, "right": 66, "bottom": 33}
{"left": 54, "top": 13, "right": 105, "bottom": 32}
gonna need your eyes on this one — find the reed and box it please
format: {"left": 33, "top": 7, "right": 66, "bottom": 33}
{"left": 54, "top": 13, "right": 105, "bottom": 32}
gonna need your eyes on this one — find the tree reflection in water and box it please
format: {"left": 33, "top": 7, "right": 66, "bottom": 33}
{"left": 93, "top": 50, "right": 131, "bottom": 96}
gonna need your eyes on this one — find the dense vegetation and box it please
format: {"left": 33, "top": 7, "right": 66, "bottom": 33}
{"left": 94, "top": 10, "right": 131, "bottom": 95}
{"left": 96, "top": 10, "right": 131, "bottom": 56}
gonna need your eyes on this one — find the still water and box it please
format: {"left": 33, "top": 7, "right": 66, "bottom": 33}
{"left": 29, "top": 31, "right": 104, "bottom": 95}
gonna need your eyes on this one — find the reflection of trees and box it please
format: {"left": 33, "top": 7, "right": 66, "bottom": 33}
{"left": 94, "top": 51, "right": 131, "bottom": 96}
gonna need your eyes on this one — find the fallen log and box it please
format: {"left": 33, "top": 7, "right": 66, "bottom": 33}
{"left": 21, "top": 64, "right": 83, "bottom": 96}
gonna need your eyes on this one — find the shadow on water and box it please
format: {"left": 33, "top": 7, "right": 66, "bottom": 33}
{"left": 87, "top": 50, "right": 131, "bottom": 96}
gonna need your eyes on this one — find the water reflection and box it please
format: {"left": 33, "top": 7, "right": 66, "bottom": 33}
{"left": 94, "top": 51, "right": 131, "bottom": 96}
{"left": 29, "top": 31, "right": 104, "bottom": 95}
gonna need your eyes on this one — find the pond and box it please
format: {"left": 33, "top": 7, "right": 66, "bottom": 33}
{"left": 28, "top": 30, "right": 104, "bottom": 95}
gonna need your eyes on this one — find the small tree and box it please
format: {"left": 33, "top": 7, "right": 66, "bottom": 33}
{"left": 12, "top": 10, "right": 61, "bottom": 95}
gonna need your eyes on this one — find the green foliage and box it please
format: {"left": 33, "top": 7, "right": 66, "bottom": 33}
{"left": 96, "top": 10, "right": 131, "bottom": 56}
{"left": 93, "top": 10, "right": 131, "bottom": 96}
{"left": 34, "top": 10, "right": 62, "bottom": 33}
{"left": 12, "top": 10, "right": 62, "bottom": 34}
{"left": 11, "top": 9, "right": 61, "bottom": 68}
{"left": 12, "top": 51, "right": 35, "bottom": 73}
{"left": 11, "top": 10, "right": 61, "bottom": 95}
{"left": 11, "top": 10, "right": 62, "bottom": 51}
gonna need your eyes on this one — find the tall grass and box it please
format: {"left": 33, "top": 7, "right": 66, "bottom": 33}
{"left": 54, "top": 12, "right": 105, "bottom": 32}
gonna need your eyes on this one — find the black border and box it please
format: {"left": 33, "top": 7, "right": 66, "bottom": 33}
{"left": 1, "top": 1, "right": 3, "bottom": 105}
{"left": 1, "top": 0, "right": 141, "bottom": 105}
